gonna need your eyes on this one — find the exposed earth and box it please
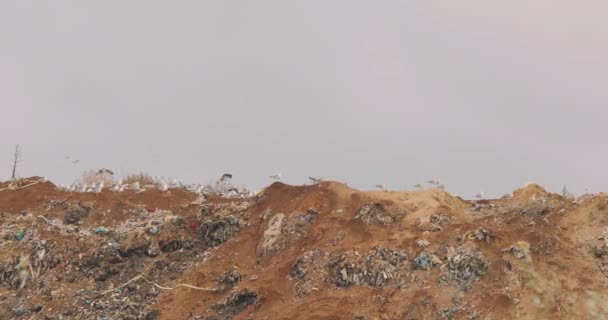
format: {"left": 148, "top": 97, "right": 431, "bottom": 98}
{"left": 2, "top": 177, "right": 608, "bottom": 319}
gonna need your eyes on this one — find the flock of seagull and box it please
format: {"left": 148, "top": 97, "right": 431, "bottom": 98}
{"left": 58, "top": 163, "right": 486, "bottom": 199}
{"left": 63, "top": 178, "right": 172, "bottom": 193}
{"left": 375, "top": 179, "right": 484, "bottom": 199}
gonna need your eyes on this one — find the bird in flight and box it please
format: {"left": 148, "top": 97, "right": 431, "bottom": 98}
{"left": 375, "top": 184, "right": 387, "bottom": 190}
{"left": 66, "top": 156, "right": 80, "bottom": 164}
{"left": 96, "top": 168, "right": 114, "bottom": 175}
{"left": 474, "top": 191, "right": 484, "bottom": 199}
{"left": 414, "top": 184, "right": 423, "bottom": 189}
{"left": 309, "top": 177, "right": 323, "bottom": 184}
{"left": 269, "top": 173, "right": 282, "bottom": 180}
{"left": 220, "top": 173, "right": 233, "bottom": 182}
{"left": 427, "top": 179, "right": 440, "bottom": 186}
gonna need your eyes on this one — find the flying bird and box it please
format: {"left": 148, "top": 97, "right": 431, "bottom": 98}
{"left": 309, "top": 177, "right": 322, "bottom": 184}
{"left": 474, "top": 191, "right": 484, "bottom": 199}
{"left": 269, "top": 173, "right": 282, "bottom": 180}
{"left": 96, "top": 168, "right": 114, "bottom": 175}
{"left": 375, "top": 184, "right": 387, "bottom": 190}
{"left": 220, "top": 173, "right": 233, "bottom": 182}
{"left": 427, "top": 179, "right": 440, "bottom": 186}
{"left": 414, "top": 184, "right": 423, "bottom": 189}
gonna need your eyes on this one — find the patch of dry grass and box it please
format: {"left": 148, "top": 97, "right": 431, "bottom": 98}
{"left": 75, "top": 169, "right": 116, "bottom": 185}
{"left": 123, "top": 172, "right": 161, "bottom": 187}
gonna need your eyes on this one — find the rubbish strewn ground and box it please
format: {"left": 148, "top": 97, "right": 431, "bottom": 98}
{"left": 2, "top": 177, "right": 608, "bottom": 319}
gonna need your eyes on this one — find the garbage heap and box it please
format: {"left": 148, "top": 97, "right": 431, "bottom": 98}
{"left": 439, "top": 245, "right": 488, "bottom": 290}
{"left": 289, "top": 249, "right": 330, "bottom": 297}
{"left": 355, "top": 203, "right": 405, "bottom": 225}
{"left": 257, "top": 209, "right": 319, "bottom": 258}
{"left": 329, "top": 246, "right": 410, "bottom": 288}
{"left": 197, "top": 202, "right": 253, "bottom": 247}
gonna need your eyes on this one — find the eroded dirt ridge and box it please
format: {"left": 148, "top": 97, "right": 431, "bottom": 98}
{"left": 2, "top": 179, "right": 608, "bottom": 319}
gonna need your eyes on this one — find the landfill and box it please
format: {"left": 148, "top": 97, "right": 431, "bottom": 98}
{"left": 2, "top": 177, "right": 608, "bottom": 319}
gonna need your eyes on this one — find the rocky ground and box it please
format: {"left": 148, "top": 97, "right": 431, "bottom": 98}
{"left": 2, "top": 177, "right": 608, "bottom": 319}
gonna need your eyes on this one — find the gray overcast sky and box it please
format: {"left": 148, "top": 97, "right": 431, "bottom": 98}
{"left": 1, "top": 1, "right": 607, "bottom": 197}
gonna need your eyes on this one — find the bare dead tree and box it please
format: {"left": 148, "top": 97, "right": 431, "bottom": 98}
{"left": 11, "top": 144, "right": 21, "bottom": 180}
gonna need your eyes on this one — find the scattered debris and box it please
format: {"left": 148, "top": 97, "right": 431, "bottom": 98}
{"left": 217, "top": 270, "right": 242, "bottom": 292}
{"left": 418, "top": 214, "right": 451, "bottom": 232}
{"left": 329, "top": 246, "right": 409, "bottom": 288}
{"left": 463, "top": 228, "right": 492, "bottom": 242}
{"left": 15, "top": 230, "right": 25, "bottom": 241}
{"left": 63, "top": 202, "right": 91, "bottom": 225}
{"left": 257, "top": 210, "right": 318, "bottom": 257}
{"left": 333, "top": 231, "right": 346, "bottom": 246}
{"left": 355, "top": 203, "right": 404, "bottom": 225}
{"left": 413, "top": 254, "right": 430, "bottom": 270}
{"left": 502, "top": 241, "right": 530, "bottom": 260}
{"left": 439, "top": 245, "right": 487, "bottom": 289}
{"left": 210, "top": 289, "right": 258, "bottom": 320}
{"left": 200, "top": 216, "right": 245, "bottom": 247}
{"left": 95, "top": 226, "right": 107, "bottom": 234}
{"left": 416, "top": 239, "right": 430, "bottom": 248}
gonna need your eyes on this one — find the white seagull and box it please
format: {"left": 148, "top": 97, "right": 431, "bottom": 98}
{"left": 93, "top": 181, "right": 104, "bottom": 193}
{"left": 427, "top": 179, "right": 440, "bottom": 186}
{"left": 158, "top": 180, "right": 169, "bottom": 192}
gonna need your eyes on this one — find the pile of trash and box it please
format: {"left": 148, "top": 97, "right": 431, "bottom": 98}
{"left": 0, "top": 237, "right": 62, "bottom": 290}
{"left": 502, "top": 241, "right": 530, "bottom": 260}
{"left": 196, "top": 201, "right": 253, "bottom": 247}
{"left": 208, "top": 289, "right": 258, "bottom": 320}
{"left": 439, "top": 245, "right": 487, "bottom": 289}
{"left": 62, "top": 202, "right": 92, "bottom": 225}
{"left": 257, "top": 209, "right": 319, "bottom": 257}
{"left": 355, "top": 203, "right": 405, "bottom": 225}
{"left": 469, "top": 193, "right": 567, "bottom": 217}
{"left": 412, "top": 252, "right": 443, "bottom": 270}
{"left": 289, "top": 249, "right": 329, "bottom": 296}
{"left": 591, "top": 228, "right": 608, "bottom": 277}
{"left": 198, "top": 202, "right": 253, "bottom": 218}
{"left": 6, "top": 176, "right": 608, "bottom": 319}
{"left": 216, "top": 270, "right": 242, "bottom": 292}
{"left": 417, "top": 214, "right": 452, "bottom": 232}
{"left": 199, "top": 215, "right": 246, "bottom": 247}
{"left": 462, "top": 228, "right": 492, "bottom": 243}
{"left": 329, "top": 246, "right": 409, "bottom": 288}
{"left": 198, "top": 179, "right": 253, "bottom": 198}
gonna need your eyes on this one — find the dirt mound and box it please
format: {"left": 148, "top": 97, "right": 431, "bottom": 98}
{"left": 512, "top": 183, "right": 550, "bottom": 201}
{"left": 2, "top": 179, "right": 608, "bottom": 319}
